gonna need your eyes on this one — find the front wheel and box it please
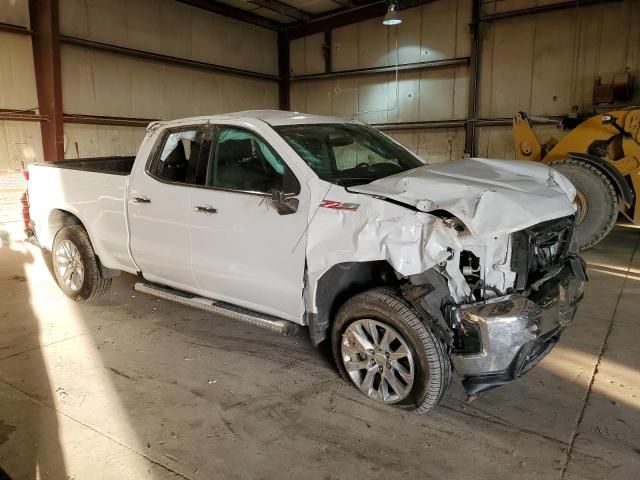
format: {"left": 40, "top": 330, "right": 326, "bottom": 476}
{"left": 550, "top": 159, "right": 618, "bottom": 250}
{"left": 331, "top": 288, "right": 451, "bottom": 414}
{"left": 52, "top": 225, "right": 112, "bottom": 302}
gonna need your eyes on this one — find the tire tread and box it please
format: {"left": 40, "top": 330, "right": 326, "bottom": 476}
{"left": 550, "top": 159, "right": 618, "bottom": 249}
{"left": 53, "top": 225, "right": 112, "bottom": 302}
{"left": 332, "top": 287, "right": 451, "bottom": 414}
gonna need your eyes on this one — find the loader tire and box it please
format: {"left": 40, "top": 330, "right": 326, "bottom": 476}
{"left": 52, "top": 225, "right": 112, "bottom": 302}
{"left": 331, "top": 288, "right": 451, "bottom": 414}
{"left": 550, "top": 159, "right": 618, "bottom": 250}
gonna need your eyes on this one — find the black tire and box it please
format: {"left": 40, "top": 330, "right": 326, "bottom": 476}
{"left": 51, "top": 225, "right": 111, "bottom": 302}
{"left": 331, "top": 287, "right": 451, "bottom": 414}
{"left": 550, "top": 159, "right": 618, "bottom": 250}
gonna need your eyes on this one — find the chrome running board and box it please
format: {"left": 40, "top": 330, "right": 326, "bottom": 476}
{"left": 134, "top": 282, "right": 299, "bottom": 336}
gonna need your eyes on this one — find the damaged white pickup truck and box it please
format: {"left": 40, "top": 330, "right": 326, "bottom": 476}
{"left": 28, "top": 110, "right": 586, "bottom": 413}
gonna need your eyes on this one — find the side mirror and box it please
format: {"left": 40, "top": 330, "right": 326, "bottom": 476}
{"left": 270, "top": 190, "right": 299, "bottom": 215}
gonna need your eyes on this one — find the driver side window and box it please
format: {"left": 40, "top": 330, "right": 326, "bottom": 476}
{"left": 207, "top": 126, "right": 299, "bottom": 194}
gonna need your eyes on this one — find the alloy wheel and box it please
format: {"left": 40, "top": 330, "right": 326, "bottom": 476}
{"left": 55, "top": 239, "right": 84, "bottom": 292}
{"left": 341, "top": 319, "right": 415, "bottom": 403}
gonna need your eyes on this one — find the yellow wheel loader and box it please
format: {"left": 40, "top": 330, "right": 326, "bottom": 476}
{"left": 513, "top": 109, "right": 640, "bottom": 249}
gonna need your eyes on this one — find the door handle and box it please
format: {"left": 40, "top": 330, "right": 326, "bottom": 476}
{"left": 194, "top": 205, "right": 218, "bottom": 214}
{"left": 132, "top": 196, "right": 151, "bottom": 204}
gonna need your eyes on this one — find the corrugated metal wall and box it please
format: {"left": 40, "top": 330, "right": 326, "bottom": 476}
{"left": 290, "top": 0, "right": 471, "bottom": 125}
{"left": 476, "top": 0, "right": 640, "bottom": 158}
{"left": 0, "top": 4, "right": 44, "bottom": 171}
{"left": 2, "top": 0, "right": 639, "bottom": 170}
{"left": 58, "top": 0, "right": 279, "bottom": 160}
{"left": 0, "top": 0, "right": 280, "bottom": 169}
{"left": 290, "top": 0, "right": 640, "bottom": 163}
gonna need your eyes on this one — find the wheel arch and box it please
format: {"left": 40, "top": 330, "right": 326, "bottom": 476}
{"left": 566, "top": 152, "right": 634, "bottom": 208}
{"left": 48, "top": 209, "right": 84, "bottom": 246}
{"left": 307, "top": 260, "right": 399, "bottom": 346}
{"left": 48, "top": 209, "right": 119, "bottom": 279}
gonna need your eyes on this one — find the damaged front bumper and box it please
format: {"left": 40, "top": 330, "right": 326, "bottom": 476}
{"left": 449, "top": 256, "right": 586, "bottom": 395}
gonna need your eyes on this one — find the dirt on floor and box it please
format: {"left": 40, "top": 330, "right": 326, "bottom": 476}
{"left": 0, "top": 225, "right": 638, "bottom": 479}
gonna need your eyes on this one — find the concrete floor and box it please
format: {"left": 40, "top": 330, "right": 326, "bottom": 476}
{"left": 0, "top": 223, "right": 638, "bottom": 480}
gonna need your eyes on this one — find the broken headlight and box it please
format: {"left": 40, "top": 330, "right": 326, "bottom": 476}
{"left": 452, "top": 312, "right": 482, "bottom": 355}
{"left": 459, "top": 250, "right": 483, "bottom": 302}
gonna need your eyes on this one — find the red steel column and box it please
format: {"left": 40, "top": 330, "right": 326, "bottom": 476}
{"left": 29, "top": 0, "right": 64, "bottom": 161}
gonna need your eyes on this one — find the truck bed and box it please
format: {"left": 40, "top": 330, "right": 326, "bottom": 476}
{"left": 28, "top": 160, "right": 135, "bottom": 273}
{"left": 35, "top": 156, "right": 135, "bottom": 175}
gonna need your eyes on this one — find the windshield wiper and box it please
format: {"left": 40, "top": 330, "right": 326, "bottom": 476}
{"left": 333, "top": 177, "right": 374, "bottom": 187}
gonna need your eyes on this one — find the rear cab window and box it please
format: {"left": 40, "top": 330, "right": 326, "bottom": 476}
{"left": 148, "top": 126, "right": 211, "bottom": 186}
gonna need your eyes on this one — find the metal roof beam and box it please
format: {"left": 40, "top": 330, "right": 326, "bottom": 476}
{"left": 176, "top": 0, "right": 282, "bottom": 30}
{"left": 250, "top": 0, "right": 312, "bottom": 21}
{"left": 284, "top": 0, "right": 434, "bottom": 40}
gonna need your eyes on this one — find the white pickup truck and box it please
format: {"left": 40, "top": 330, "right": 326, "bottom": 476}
{"left": 28, "top": 110, "right": 586, "bottom": 413}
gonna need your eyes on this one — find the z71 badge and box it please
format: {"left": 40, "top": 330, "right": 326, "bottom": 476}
{"left": 320, "top": 200, "right": 360, "bottom": 211}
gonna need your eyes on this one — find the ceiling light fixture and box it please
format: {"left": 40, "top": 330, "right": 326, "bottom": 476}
{"left": 382, "top": 0, "right": 402, "bottom": 26}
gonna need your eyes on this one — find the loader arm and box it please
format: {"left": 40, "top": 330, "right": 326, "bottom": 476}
{"left": 543, "top": 110, "right": 640, "bottom": 222}
{"left": 512, "top": 110, "right": 640, "bottom": 249}
{"left": 512, "top": 111, "right": 543, "bottom": 162}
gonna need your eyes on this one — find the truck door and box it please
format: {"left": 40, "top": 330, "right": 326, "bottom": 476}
{"left": 188, "top": 124, "right": 310, "bottom": 322}
{"left": 128, "top": 124, "right": 212, "bottom": 291}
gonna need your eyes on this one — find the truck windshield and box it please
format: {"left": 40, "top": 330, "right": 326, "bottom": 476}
{"left": 274, "top": 123, "right": 424, "bottom": 187}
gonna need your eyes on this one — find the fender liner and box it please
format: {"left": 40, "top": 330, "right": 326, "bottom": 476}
{"left": 309, "top": 261, "right": 397, "bottom": 346}
{"left": 567, "top": 152, "right": 634, "bottom": 208}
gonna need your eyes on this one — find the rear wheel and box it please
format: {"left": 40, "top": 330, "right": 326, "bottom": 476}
{"left": 331, "top": 288, "right": 451, "bottom": 414}
{"left": 52, "top": 225, "right": 111, "bottom": 302}
{"left": 550, "top": 159, "right": 618, "bottom": 250}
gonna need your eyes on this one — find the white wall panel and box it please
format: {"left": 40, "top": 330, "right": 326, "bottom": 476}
{"left": 290, "top": 33, "right": 325, "bottom": 76}
{"left": 455, "top": 0, "right": 472, "bottom": 58}
{"left": 0, "top": 32, "right": 38, "bottom": 111}
{"left": 329, "top": 1, "right": 470, "bottom": 72}
{"left": 291, "top": 65, "right": 467, "bottom": 122}
{"left": 290, "top": 37, "right": 306, "bottom": 77}
{"left": 479, "top": 0, "right": 640, "bottom": 118}
{"left": 332, "top": 24, "right": 358, "bottom": 71}
{"left": 387, "top": 127, "right": 466, "bottom": 164}
{"left": 130, "top": 61, "right": 165, "bottom": 119}
{"left": 358, "top": 18, "right": 389, "bottom": 68}
{"left": 387, "top": 72, "right": 420, "bottom": 123}
{"left": 63, "top": 124, "right": 146, "bottom": 160}
{"left": 479, "top": 16, "right": 535, "bottom": 118}
{"left": 61, "top": 45, "right": 278, "bottom": 120}
{"left": 0, "top": 121, "right": 43, "bottom": 171}
{"left": 0, "top": 0, "right": 29, "bottom": 27}
{"left": 356, "top": 73, "right": 390, "bottom": 123}
{"left": 530, "top": 10, "right": 575, "bottom": 116}
{"left": 419, "top": 0, "right": 458, "bottom": 62}
{"left": 59, "top": 0, "right": 278, "bottom": 75}
{"left": 452, "top": 66, "right": 469, "bottom": 119}
{"left": 393, "top": 8, "right": 422, "bottom": 64}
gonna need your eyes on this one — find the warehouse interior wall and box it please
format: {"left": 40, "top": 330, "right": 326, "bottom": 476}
{"left": 0, "top": 2, "right": 43, "bottom": 171}
{"left": 59, "top": 0, "right": 278, "bottom": 161}
{"left": 290, "top": 0, "right": 640, "bottom": 163}
{"left": 0, "top": 0, "right": 279, "bottom": 169}
{"left": 2, "top": 0, "right": 640, "bottom": 170}
{"left": 477, "top": 0, "right": 640, "bottom": 159}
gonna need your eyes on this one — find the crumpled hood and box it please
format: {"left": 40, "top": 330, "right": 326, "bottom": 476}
{"left": 349, "top": 157, "right": 576, "bottom": 236}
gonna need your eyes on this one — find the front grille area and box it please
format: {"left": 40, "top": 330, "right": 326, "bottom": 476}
{"left": 510, "top": 216, "right": 575, "bottom": 290}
